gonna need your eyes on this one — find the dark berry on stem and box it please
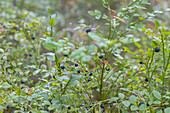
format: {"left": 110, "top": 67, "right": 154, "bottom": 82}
{"left": 7, "top": 105, "right": 9, "bottom": 109}
{"left": 89, "top": 105, "right": 92, "bottom": 108}
{"left": 49, "top": 99, "right": 52, "bottom": 103}
{"left": 86, "top": 28, "right": 91, "bottom": 33}
{"left": 61, "top": 65, "right": 65, "bottom": 70}
{"left": 89, "top": 72, "right": 93, "bottom": 76}
{"left": 21, "top": 80, "right": 25, "bottom": 84}
{"left": 29, "top": 53, "right": 32, "bottom": 57}
{"left": 86, "top": 70, "right": 88, "bottom": 73}
{"left": 75, "top": 63, "right": 78, "bottom": 67}
{"left": 101, "top": 105, "right": 104, "bottom": 108}
{"left": 155, "top": 47, "right": 160, "bottom": 52}
{"left": 139, "top": 102, "right": 144, "bottom": 106}
{"left": 88, "top": 79, "right": 91, "bottom": 82}
{"left": 63, "top": 54, "right": 68, "bottom": 57}
{"left": 77, "top": 69, "right": 80, "bottom": 73}
{"left": 99, "top": 54, "right": 104, "bottom": 59}
{"left": 68, "top": 106, "right": 71, "bottom": 110}
{"left": 106, "top": 68, "right": 110, "bottom": 71}
{"left": 31, "top": 36, "right": 35, "bottom": 40}
{"left": 79, "top": 104, "right": 84, "bottom": 107}
{"left": 139, "top": 61, "right": 143, "bottom": 64}
{"left": 53, "top": 76, "right": 56, "bottom": 79}
{"left": 147, "top": 103, "right": 149, "bottom": 106}
{"left": 145, "top": 78, "right": 148, "bottom": 82}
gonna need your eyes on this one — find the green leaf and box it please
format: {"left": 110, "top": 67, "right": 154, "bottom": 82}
{"left": 129, "top": 95, "right": 137, "bottom": 103}
{"left": 154, "top": 100, "right": 161, "bottom": 104}
{"left": 49, "top": 18, "right": 55, "bottom": 26}
{"left": 122, "top": 109, "right": 128, "bottom": 113}
{"left": 81, "top": 55, "right": 92, "bottom": 62}
{"left": 15, "top": 68, "right": 21, "bottom": 72}
{"left": 156, "top": 110, "right": 163, "bottom": 113}
{"left": 139, "top": 104, "right": 145, "bottom": 111}
{"left": 12, "top": 61, "right": 16, "bottom": 67}
{"left": 33, "top": 69, "right": 41, "bottom": 75}
{"left": 130, "top": 105, "right": 138, "bottom": 111}
{"left": 134, "top": 42, "right": 141, "bottom": 48}
{"left": 109, "top": 97, "right": 119, "bottom": 103}
{"left": 43, "top": 41, "right": 61, "bottom": 51}
{"left": 48, "top": 8, "right": 51, "bottom": 16}
{"left": 69, "top": 47, "right": 86, "bottom": 58}
{"left": 139, "top": 17, "right": 145, "bottom": 20}
{"left": 31, "top": 109, "right": 40, "bottom": 113}
{"left": 118, "top": 93, "right": 125, "bottom": 99}
{"left": 94, "top": 10, "right": 101, "bottom": 19}
{"left": 40, "top": 111, "right": 49, "bottom": 113}
{"left": 122, "top": 101, "right": 130, "bottom": 107}
{"left": 25, "top": 12, "right": 29, "bottom": 17}
{"left": 88, "top": 32, "right": 108, "bottom": 49}
{"left": 7, "top": 69, "right": 14, "bottom": 73}
{"left": 54, "top": 31, "right": 62, "bottom": 38}
{"left": 1, "top": 82, "right": 11, "bottom": 89}
{"left": 0, "top": 48, "right": 4, "bottom": 53}
{"left": 88, "top": 11, "right": 96, "bottom": 16}
{"left": 165, "top": 107, "right": 170, "bottom": 113}
{"left": 153, "top": 90, "right": 161, "bottom": 99}
{"left": 155, "top": 20, "right": 160, "bottom": 27}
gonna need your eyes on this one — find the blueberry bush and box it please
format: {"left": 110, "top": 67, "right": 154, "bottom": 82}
{"left": 0, "top": 0, "right": 170, "bottom": 113}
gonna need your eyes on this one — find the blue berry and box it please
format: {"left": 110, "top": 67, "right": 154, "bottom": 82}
{"left": 31, "top": 36, "right": 35, "bottom": 40}
{"left": 7, "top": 105, "right": 9, "bottom": 109}
{"left": 86, "top": 28, "right": 91, "bottom": 33}
{"left": 89, "top": 104, "right": 92, "bottom": 108}
{"left": 61, "top": 65, "right": 65, "bottom": 70}
{"left": 88, "top": 79, "right": 91, "bottom": 82}
{"left": 101, "top": 105, "right": 104, "bottom": 108}
{"left": 29, "top": 53, "right": 32, "bottom": 57}
{"left": 106, "top": 68, "right": 110, "bottom": 71}
{"left": 139, "top": 61, "right": 143, "bottom": 64}
{"left": 114, "top": 52, "right": 117, "bottom": 54}
{"left": 63, "top": 54, "right": 68, "bottom": 57}
{"left": 21, "top": 80, "right": 25, "bottom": 84}
{"left": 75, "top": 63, "right": 78, "bottom": 67}
{"left": 9, "top": 83, "right": 11, "bottom": 85}
{"left": 145, "top": 78, "right": 148, "bottom": 82}
{"left": 89, "top": 72, "right": 93, "bottom": 76}
{"left": 79, "top": 104, "right": 84, "bottom": 107}
{"left": 49, "top": 99, "right": 52, "bottom": 103}
{"left": 77, "top": 69, "right": 80, "bottom": 73}
{"left": 139, "top": 102, "right": 144, "bottom": 106}
{"left": 155, "top": 47, "right": 160, "bottom": 52}
{"left": 86, "top": 70, "right": 88, "bottom": 73}
{"left": 68, "top": 106, "right": 71, "bottom": 110}
{"left": 99, "top": 54, "right": 104, "bottom": 59}
{"left": 53, "top": 76, "right": 56, "bottom": 79}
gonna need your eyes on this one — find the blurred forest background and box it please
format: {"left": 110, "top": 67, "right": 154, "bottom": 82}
{"left": 0, "top": 0, "right": 169, "bottom": 30}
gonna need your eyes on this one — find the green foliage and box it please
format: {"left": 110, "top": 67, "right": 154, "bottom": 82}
{"left": 0, "top": 0, "right": 170, "bottom": 112}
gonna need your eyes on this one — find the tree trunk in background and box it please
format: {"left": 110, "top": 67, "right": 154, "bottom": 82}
{"left": 13, "top": 0, "right": 16, "bottom": 6}
{"left": 20, "top": 0, "right": 25, "bottom": 9}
